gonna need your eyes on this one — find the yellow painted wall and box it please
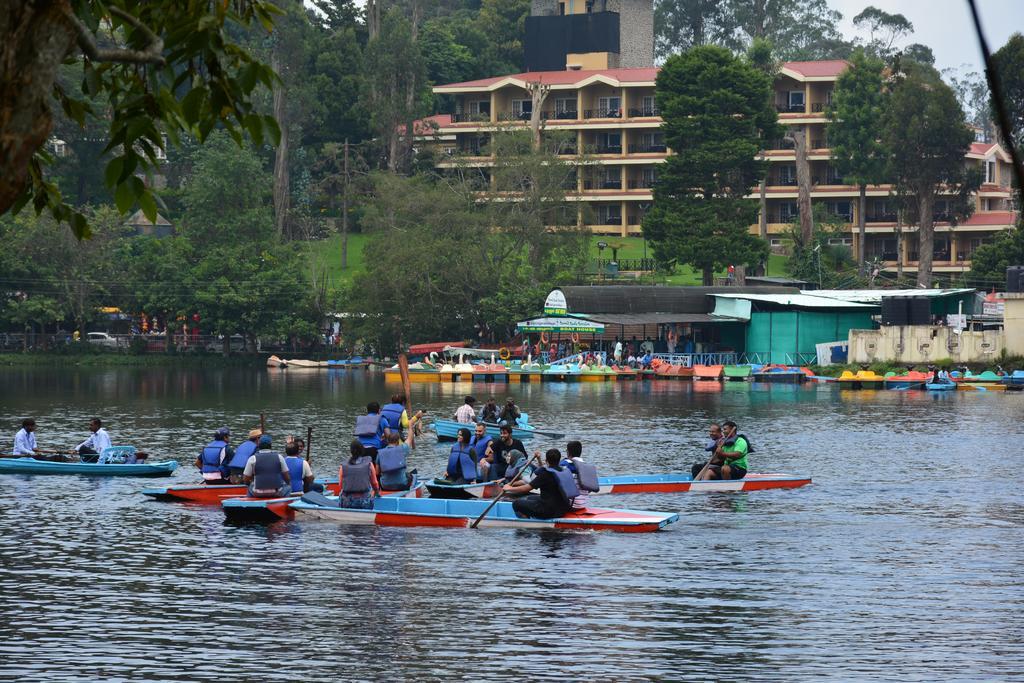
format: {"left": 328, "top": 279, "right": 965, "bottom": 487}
{"left": 566, "top": 52, "right": 614, "bottom": 70}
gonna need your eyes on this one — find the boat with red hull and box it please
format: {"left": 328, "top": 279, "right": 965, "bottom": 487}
{"left": 141, "top": 479, "right": 341, "bottom": 504}
{"left": 291, "top": 494, "right": 678, "bottom": 533}
{"left": 222, "top": 481, "right": 425, "bottom": 522}
{"left": 426, "top": 472, "right": 811, "bottom": 499}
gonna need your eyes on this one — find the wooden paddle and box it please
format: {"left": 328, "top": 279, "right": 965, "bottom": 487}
{"left": 398, "top": 353, "right": 412, "bottom": 415}
{"left": 305, "top": 426, "right": 313, "bottom": 463}
{"left": 480, "top": 421, "right": 565, "bottom": 440}
{"left": 469, "top": 453, "right": 540, "bottom": 529}
{"left": 259, "top": 413, "right": 266, "bottom": 434}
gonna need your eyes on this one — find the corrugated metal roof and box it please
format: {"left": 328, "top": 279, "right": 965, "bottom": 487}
{"left": 808, "top": 289, "right": 975, "bottom": 303}
{"left": 573, "top": 313, "right": 743, "bottom": 325}
{"left": 713, "top": 293, "right": 875, "bottom": 309}
{"left": 559, "top": 286, "right": 798, "bottom": 315}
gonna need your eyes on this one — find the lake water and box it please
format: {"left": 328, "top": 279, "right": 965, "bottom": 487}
{"left": 1, "top": 367, "right": 1022, "bottom": 681}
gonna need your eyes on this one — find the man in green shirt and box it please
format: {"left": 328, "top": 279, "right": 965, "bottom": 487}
{"left": 696, "top": 420, "right": 749, "bottom": 480}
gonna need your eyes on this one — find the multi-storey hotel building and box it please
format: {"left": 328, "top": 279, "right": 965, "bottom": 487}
{"left": 425, "top": 60, "right": 1017, "bottom": 274}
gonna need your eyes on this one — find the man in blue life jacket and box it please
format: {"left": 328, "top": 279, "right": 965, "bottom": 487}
{"left": 283, "top": 441, "right": 320, "bottom": 494}
{"left": 354, "top": 402, "right": 389, "bottom": 461}
{"left": 242, "top": 434, "right": 292, "bottom": 498}
{"left": 380, "top": 395, "right": 409, "bottom": 440}
{"left": 468, "top": 422, "right": 492, "bottom": 476}
{"left": 503, "top": 449, "right": 577, "bottom": 519}
{"left": 226, "top": 428, "right": 261, "bottom": 483}
{"left": 195, "top": 427, "right": 233, "bottom": 485}
{"left": 377, "top": 410, "right": 423, "bottom": 490}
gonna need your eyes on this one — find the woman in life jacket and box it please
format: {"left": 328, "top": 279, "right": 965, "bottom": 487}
{"left": 338, "top": 440, "right": 380, "bottom": 509}
{"left": 444, "top": 428, "right": 478, "bottom": 484}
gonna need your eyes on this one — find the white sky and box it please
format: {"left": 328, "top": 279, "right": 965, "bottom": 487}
{"left": 830, "top": 0, "right": 1024, "bottom": 74}
{"left": 348, "top": 0, "right": 1022, "bottom": 74}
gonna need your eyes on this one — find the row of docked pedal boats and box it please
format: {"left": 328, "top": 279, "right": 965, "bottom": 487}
{"left": 140, "top": 471, "right": 811, "bottom": 532}
{"left": 831, "top": 369, "right": 1024, "bottom": 391}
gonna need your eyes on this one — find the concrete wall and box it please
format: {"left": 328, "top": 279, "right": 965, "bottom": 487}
{"left": 1004, "top": 294, "right": 1024, "bottom": 356}
{"left": 848, "top": 325, "right": 1004, "bottom": 364}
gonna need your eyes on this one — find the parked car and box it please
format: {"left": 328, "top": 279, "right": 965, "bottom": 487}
{"left": 204, "top": 335, "right": 248, "bottom": 353}
{"left": 85, "top": 332, "right": 125, "bottom": 349}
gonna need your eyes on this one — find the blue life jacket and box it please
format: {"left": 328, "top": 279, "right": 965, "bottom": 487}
{"left": 377, "top": 445, "right": 408, "bottom": 490}
{"left": 380, "top": 404, "right": 405, "bottom": 435}
{"left": 560, "top": 457, "right": 599, "bottom": 492}
{"left": 447, "top": 444, "right": 477, "bottom": 482}
{"left": 285, "top": 456, "right": 306, "bottom": 494}
{"left": 252, "top": 451, "right": 285, "bottom": 494}
{"left": 228, "top": 439, "right": 258, "bottom": 469}
{"left": 469, "top": 435, "right": 491, "bottom": 462}
{"left": 354, "top": 413, "right": 384, "bottom": 448}
{"left": 200, "top": 440, "right": 229, "bottom": 478}
{"left": 546, "top": 465, "right": 580, "bottom": 506}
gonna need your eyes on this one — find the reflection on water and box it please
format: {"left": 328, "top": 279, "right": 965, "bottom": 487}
{"left": 1, "top": 366, "right": 1022, "bottom": 681}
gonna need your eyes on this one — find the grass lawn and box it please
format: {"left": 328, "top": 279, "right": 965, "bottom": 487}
{"left": 588, "top": 236, "right": 789, "bottom": 284}
{"left": 307, "top": 233, "right": 790, "bottom": 290}
{"left": 305, "top": 233, "right": 369, "bottom": 288}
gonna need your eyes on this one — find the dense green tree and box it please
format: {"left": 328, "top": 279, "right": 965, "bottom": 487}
{"left": 852, "top": 6, "right": 913, "bottom": 61}
{"left": 731, "top": 0, "right": 848, "bottom": 61}
{"left": 992, "top": 33, "right": 1024, "bottom": 155}
{"left": 880, "top": 63, "right": 979, "bottom": 287}
{"left": 968, "top": 225, "right": 1024, "bottom": 287}
{"left": 115, "top": 235, "right": 195, "bottom": 351}
{"left": 644, "top": 46, "right": 778, "bottom": 284}
{"left": 1, "top": 1, "right": 281, "bottom": 237}
{"left": 654, "top": 0, "right": 738, "bottom": 58}
{"left": 828, "top": 49, "right": 887, "bottom": 268}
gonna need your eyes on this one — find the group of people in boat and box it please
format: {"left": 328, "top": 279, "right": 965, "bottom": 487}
{"left": 691, "top": 421, "right": 751, "bottom": 481}
{"left": 454, "top": 395, "right": 521, "bottom": 426}
{"left": 12, "top": 417, "right": 134, "bottom": 463}
{"left": 195, "top": 426, "right": 322, "bottom": 497}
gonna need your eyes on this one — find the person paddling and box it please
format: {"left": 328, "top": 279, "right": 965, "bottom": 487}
{"left": 695, "top": 421, "right": 750, "bottom": 481}
{"left": 377, "top": 410, "right": 423, "bottom": 491}
{"left": 503, "top": 448, "right": 578, "bottom": 519}
{"left": 380, "top": 395, "right": 409, "bottom": 440}
{"left": 338, "top": 440, "right": 380, "bottom": 509}
{"left": 691, "top": 423, "right": 723, "bottom": 479}
{"left": 243, "top": 434, "right": 291, "bottom": 498}
{"left": 76, "top": 418, "right": 112, "bottom": 463}
{"left": 196, "top": 427, "right": 233, "bottom": 485}
{"left": 284, "top": 441, "right": 320, "bottom": 494}
{"left": 226, "top": 428, "right": 261, "bottom": 483}
{"left": 13, "top": 419, "right": 41, "bottom": 457}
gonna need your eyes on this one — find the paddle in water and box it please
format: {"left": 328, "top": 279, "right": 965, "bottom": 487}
{"left": 305, "top": 426, "right": 313, "bottom": 463}
{"left": 469, "top": 453, "right": 540, "bottom": 528}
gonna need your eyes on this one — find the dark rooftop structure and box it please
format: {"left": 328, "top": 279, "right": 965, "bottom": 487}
{"left": 559, "top": 285, "right": 799, "bottom": 316}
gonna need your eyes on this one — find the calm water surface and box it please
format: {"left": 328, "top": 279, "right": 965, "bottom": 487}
{"left": 1, "top": 367, "right": 1022, "bottom": 681}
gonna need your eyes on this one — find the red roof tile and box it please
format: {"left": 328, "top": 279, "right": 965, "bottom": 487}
{"left": 434, "top": 67, "right": 659, "bottom": 90}
{"left": 781, "top": 60, "right": 849, "bottom": 78}
{"left": 970, "top": 141, "right": 998, "bottom": 156}
{"left": 962, "top": 211, "right": 1017, "bottom": 226}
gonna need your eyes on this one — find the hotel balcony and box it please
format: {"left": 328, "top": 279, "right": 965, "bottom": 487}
{"left": 584, "top": 179, "right": 623, "bottom": 190}
{"left": 628, "top": 143, "right": 667, "bottom": 154}
{"left": 627, "top": 106, "right": 660, "bottom": 117}
{"left": 584, "top": 108, "right": 623, "bottom": 119}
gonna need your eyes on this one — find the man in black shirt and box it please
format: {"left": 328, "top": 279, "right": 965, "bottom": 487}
{"left": 504, "top": 448, "right": 571, "bottom": 519}
{"left": 480, "top": 424, "right": 525, "bottom": 480}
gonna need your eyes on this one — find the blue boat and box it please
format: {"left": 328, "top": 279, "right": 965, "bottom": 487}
{"left": 1000, "top": 370, "right": 1024, "bottom": 386}
{"left": 925, "top": 379, "right": 957, "bottom": 391}
{"left": 433, "top": 418, "right": 538, "bottom": 441}
{"left": 223, "top": 479, "right": 425, "bottom": 522}
{"left": 0, "top": 457, "right": 178, "bottom": 477}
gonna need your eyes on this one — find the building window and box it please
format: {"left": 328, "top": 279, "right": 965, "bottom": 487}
{"left": 778, "top": 165, "right": 796, "bottom": 185}
{"left": 779, "top": 201, "right": 798, "bottom": 221}
{"left": 826, "top": 89, "right": 834, "bottom": 105}
{"left": 555, "top": 98, "right": 577, "bottom": 118}
{"left": 985, "top": 160, "right": 996, "bottom": 184}
{"left": 641, "top": 167, "right": 658, "bottom": 186}
{"left": 788, "top": 90, "right": 805, "bottom": 111}
{"left": 642, "top": 95, "right": 656, "bottom": 115}
{"left": 597, "top": 204, "right": 622, "bottom": 224}
{"left": 828, "top": 201, "right": 853, "bottom": 221}
{"left": 468, "top": 100, "right": 489, "bottom": 115}
{"left": 512, "top": 99, "right": 533, "bottom": 119}
{"left": 770, "top": 238, "right": 783, "bottom": 247}
{"left": 597, "top": 96, "right": 621, "bottom": 117}
{"left": 596, "top": 132, "right": 621, "bottom": 153}
{"left": 828, "top": 237, "right": 852, "bottom": 246}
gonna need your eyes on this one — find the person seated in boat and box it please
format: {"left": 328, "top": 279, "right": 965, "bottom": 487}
{"left": 226, "top": 428, "right": 261, "bottom": 484}
{"left": 380, "top": 395, "right": 409, "bottom": 440}
{"left": 690, "top": 423, "right": 724, "bottom": 478}
{"left": 478, "top": 397, "right": 500, "bottom": 424}
{"left": 338, "top": 440, "right": 380, "bottom": 509}
{"left": 560, "top": 440, "right": 600, "bottom": 511}
{"left": 498, "top": 398, "right": 521, "bottom": 426}
{"left": 243, "top": 435, "right": 292, "bottom": 498}
{"left": 454, "top": 395, "right": 477, "bottom": 424}
{"left": 479, "top": 425, "right": 526, "bottom": 481}
{"left": 500, "top": 449, "right": 531, "bottom": 485}
{"left": 13, "top": 418, "right": 41, "bottom": 457}
{"left": 354, "top": 402, "right": 388, "bottom": 460}
{"left": 627, "top": 353, "right": 638, "bottom": 368}
{"left": 75, "top": 418, "right": 112, "bottom": 463}
{"left": 195, "top": 427, "right": 233, "bottom": 485}
{"left": 695, "top": 421, "right": 749, "bottom": 481}
{"left": 504, "top": 449, "right": 578, "bottom": 520}
{"left": 378, "top": 410, "right": 423, "bottom": 491}
{"left": 284, "top": 442, "right": 321, "bottom": 494}
{"left": 468, "top": 422, "right": 492, "bottom": 475}
{"left": 443, "top": 427, "right": 479, "bottom": 484}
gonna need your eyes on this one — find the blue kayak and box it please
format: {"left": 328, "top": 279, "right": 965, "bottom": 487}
{"left": 925, "top": 380, "right": 957, "bottom": 391}
{"left": 0, "top": 457, "right": 178, "bottom": 477}
{"left": 433, "top": 418, "right": 541, "bottom": 441}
